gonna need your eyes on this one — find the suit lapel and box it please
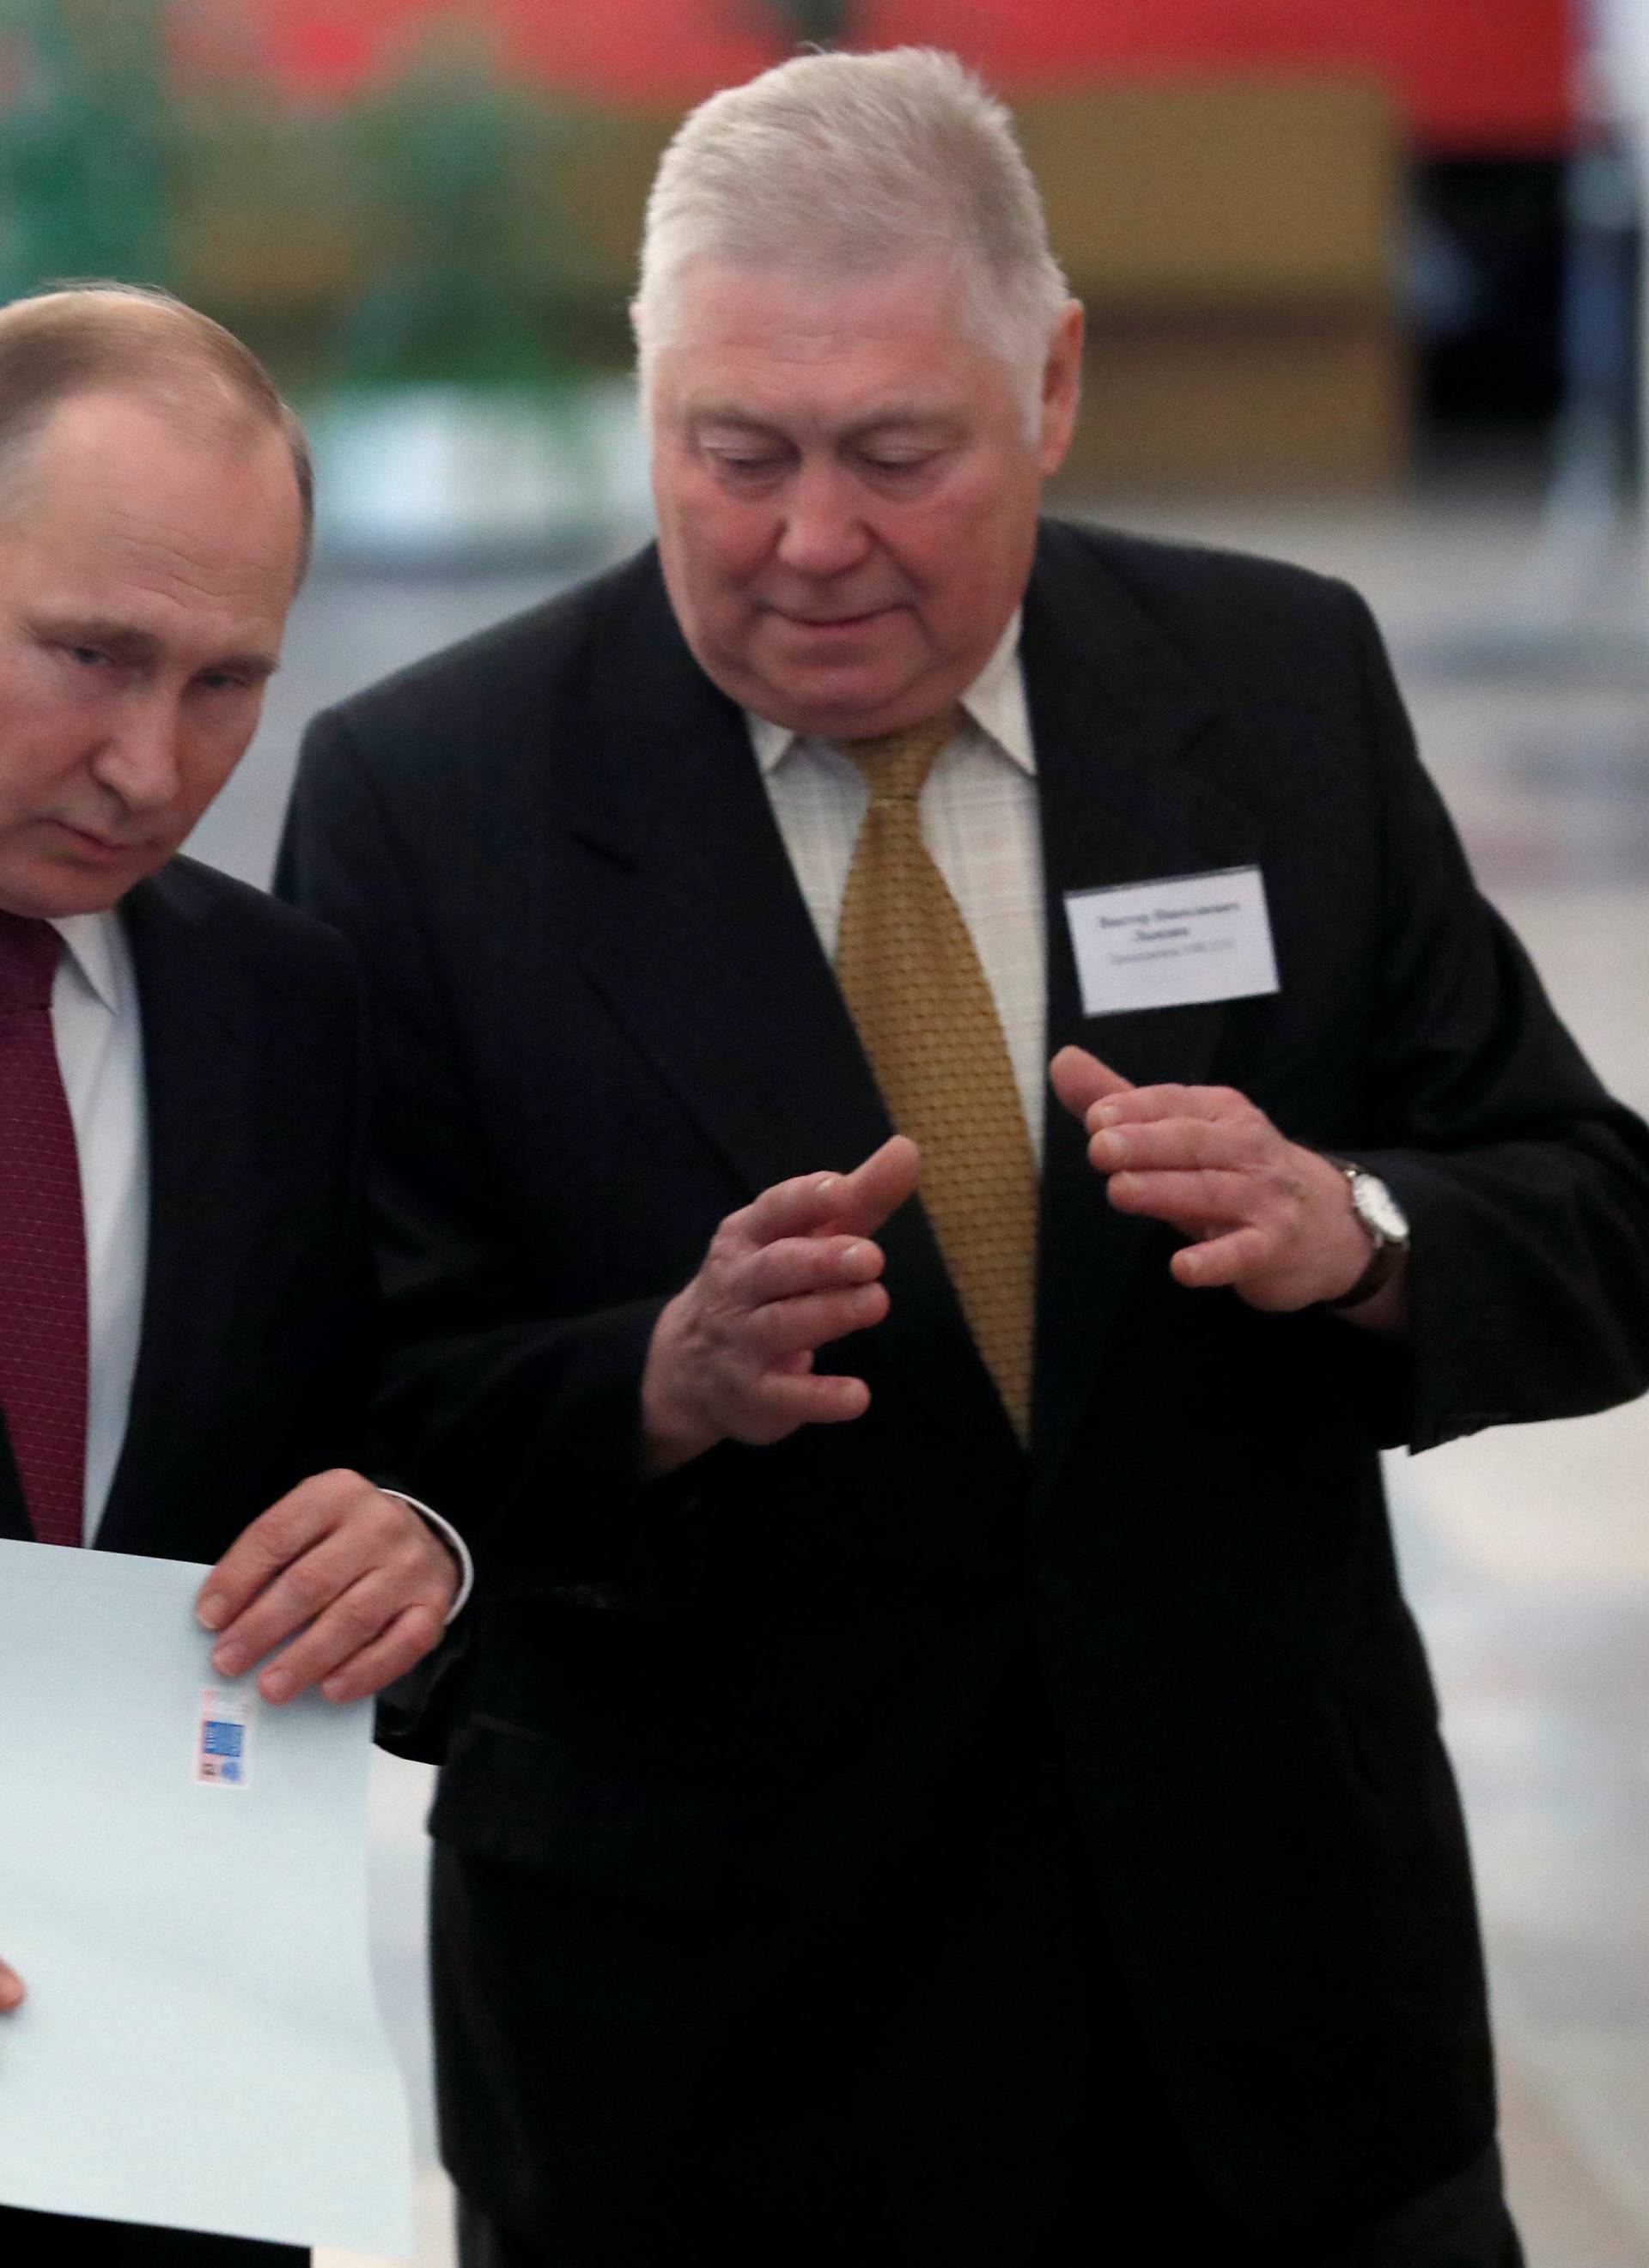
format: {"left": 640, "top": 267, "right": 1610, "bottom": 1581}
{"left": 96, "top": 866, "right": 252, "bottom": 1553}
{"left": 574, "top": 561, "right": 1014, "bottom": 1456}
{"left": 1024, "top": 526, "right": 1264, "bottom": 1503}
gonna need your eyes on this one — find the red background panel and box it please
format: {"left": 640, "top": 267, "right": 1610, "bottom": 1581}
{"left": 252, "top": 0, "right": 1574, "bottom": 155}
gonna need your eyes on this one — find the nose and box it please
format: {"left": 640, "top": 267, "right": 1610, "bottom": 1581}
{"left": 774, "top": 461, "right": 873, "bottom": 580}
{"left": 91, "top": 693, "right": 184, "bottom": 816}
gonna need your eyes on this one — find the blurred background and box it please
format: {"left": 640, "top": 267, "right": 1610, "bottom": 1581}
{"left": 3, "top": 3, "right": 1644, "bottom": 2261}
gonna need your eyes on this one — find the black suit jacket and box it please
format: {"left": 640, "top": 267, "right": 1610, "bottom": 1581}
{"left": 279, "top": 524, "right": 1649, "bottom": 2255}
{"left": 0, "top": 857, "right": 373, "bottom": 1561}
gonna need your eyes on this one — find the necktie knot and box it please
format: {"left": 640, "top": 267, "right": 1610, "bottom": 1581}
{"left": 0, "top": 911, "right": 62, "bottom": 1014}
{"left": 842, "top": 707, "right": 962, "bottom": 804}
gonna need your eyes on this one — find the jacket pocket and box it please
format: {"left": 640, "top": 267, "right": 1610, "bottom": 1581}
{"left": 428, "top": 1712, "right": 745, "bottom": 1907}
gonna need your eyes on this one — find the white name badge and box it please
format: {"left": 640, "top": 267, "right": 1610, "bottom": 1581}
{"left": 1065, "top": 864, "right": 1280, "bottom": 1018}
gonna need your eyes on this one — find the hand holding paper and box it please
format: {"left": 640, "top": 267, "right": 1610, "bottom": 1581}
{"left": 196, "top": 1468, "right": 457, "bottom": 1706}
{"left": 0, "top": 1956, "right": 23, "bottom": 2011}
{"left": 1050, "top": 1046, "right": 1384, "bottom": 1314}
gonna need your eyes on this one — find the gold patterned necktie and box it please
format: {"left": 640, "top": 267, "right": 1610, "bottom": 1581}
{"left": 834, "top": 708, "right": 1037, "bottom": 1442}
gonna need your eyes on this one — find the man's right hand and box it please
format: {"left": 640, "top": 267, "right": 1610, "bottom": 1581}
{"left": 641, "top": 1135, "right": 920, "bottom": 1475}
{"left": 0, "top": 1959, "right": 24, "bottom": 2011}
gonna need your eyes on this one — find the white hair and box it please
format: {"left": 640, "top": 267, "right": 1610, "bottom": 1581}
{"left": 632, "top": 47, "right": 1071, "bottom": 418}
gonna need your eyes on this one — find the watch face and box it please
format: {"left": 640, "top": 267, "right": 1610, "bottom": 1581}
{"left": 1353, "top": 1172, "right": 1409, "bottom": 1244}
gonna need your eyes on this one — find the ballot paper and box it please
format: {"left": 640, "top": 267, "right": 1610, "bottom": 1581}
{"left": 0, "top": 1539, "right": 412, "bottom": 2253}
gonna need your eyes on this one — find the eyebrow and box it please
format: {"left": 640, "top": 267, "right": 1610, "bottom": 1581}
{"left": 28, "top": 615, "right": 280, "bottom": 679}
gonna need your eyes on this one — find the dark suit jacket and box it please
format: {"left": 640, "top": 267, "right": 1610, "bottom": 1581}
{"left": 279, "top": 523, "right": 1649, "bottom": 2257}
{"left": 0, "top": 855, "right": 373, "bottom": 1566}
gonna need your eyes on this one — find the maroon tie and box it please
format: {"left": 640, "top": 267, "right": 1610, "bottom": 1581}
{"left": 0, "top": 911, "right": 87, "bottom": 1546}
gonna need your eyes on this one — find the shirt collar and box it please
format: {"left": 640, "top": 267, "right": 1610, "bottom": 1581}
{"left": 48, "top": 908, "right": 127, "bottom": 1014}
{"left": 749, "top": 607, "right": 1034, "bottom": 779}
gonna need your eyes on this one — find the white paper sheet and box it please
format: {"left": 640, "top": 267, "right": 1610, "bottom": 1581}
{"left": 0, "top": 1539, "right": 412, "bottom": 2254}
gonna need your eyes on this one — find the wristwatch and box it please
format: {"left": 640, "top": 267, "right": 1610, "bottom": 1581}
{"left": 1320, "top": 1157, "right": 1410, "bottom": 1310}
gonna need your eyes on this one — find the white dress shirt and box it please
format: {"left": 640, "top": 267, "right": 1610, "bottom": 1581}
{"left": 45, "top": 909, "right": 471, "bottom": 1608}
{"left": 48, "top": 911, "right": 148, "bottom": 1544}
{"left": 749, "top": 611, "right": 1050, "bottom": 1158}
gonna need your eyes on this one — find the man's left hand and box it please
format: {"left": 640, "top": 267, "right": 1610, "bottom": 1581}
{"left": 195, "top": 1471, "right": 458, "bottom": 1706}
{"left": 1050, "top": 1045, "right": 1378, "bottom": 1313}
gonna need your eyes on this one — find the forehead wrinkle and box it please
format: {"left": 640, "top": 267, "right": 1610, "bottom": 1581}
{"left": 685, "top": 389, "right": 966, "bottom": 442}
{"left": 671, "top": 255, "right": 989, "bottom": 356}
{"left": 60, "top": 495, "right": 293, "bottom": 612}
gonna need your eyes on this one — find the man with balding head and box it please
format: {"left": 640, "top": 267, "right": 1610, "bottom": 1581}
{"left": 283, "top": 48, "right": 1649, "bottom": 2268}
{"left": 0, "top": 285, "right": 462, "bottom": 2267}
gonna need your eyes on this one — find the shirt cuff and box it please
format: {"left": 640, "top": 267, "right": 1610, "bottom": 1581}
{"left": 380, "top": 1490, "right": 473, "bottom": 1621}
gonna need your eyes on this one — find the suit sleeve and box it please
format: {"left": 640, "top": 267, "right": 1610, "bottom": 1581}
{"left": 277, "top": 712, "right": 669, "bottom": 1578}
{"left": 1334, "top": 586, "right": 1649, "bottom": 1450}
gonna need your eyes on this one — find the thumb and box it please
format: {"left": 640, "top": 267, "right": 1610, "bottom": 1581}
{"left": 824, "top": 1134, "right": 921, "bottom": 1236}
{"left": 1050, "top": 1045, "right": 1134, "bottom": 1126}
{"left": 0, "top": 1961, "right": 26, "bottom": 2011}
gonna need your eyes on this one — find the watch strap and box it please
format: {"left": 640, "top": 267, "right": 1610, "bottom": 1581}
{"left": 1321, "top": 1232, "right": 1406, "bottom": 1311}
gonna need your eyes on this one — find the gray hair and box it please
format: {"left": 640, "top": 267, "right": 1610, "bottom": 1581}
{"left": 633, "top": 48, "right": 1071, "bottom": 412}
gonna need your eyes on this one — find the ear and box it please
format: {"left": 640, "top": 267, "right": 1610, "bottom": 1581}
{"left": 1037, "top": 299, "right": 1085, "bottom": 479}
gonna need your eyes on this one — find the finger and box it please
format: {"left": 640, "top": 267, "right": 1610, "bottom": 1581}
{"left": 197, "top": 1470, "right": 356, "bottom": 1633}
{"left": 822, "top": 1134, "right": 921, "bottom": 1237}
{"left": 319, "top": 1602, "right": 449, "bottom": 1706}
{"left": 738, "top": 1167, "right": 865, "bottom": 1252}
{"left": 1088, "top": 1116, "right": 1264, "bottom": 1177}
{"left": 1049, "top": 1046, "right": 1135, "bottom": 1124}
{"left": 1105, "top": 1166, "right": 1257, "bottom": 1231}
{"left": 736, "top": 1232, "right": 885, "bottom": 1309}
{"left": 0, "top": 1961, "right": 24, "bottom": 2012}
{"left": 745, "top": 1281, "right": 890, "bottom": 1360}
{"left": 743, "top": 1365, "right": 872, "bottom": 1437}
{"left": 256, "top": 1564, "right": 440, "bottom": 1704}
{"left": 213, "top": 1543, "right": 364, "bottom": 1681}
{"left": 1084, "top": 1082, "right": 1248, "bottom": 1133}
{"left": 1170, "top": 1225, "right": 1270, "bottom": 1289}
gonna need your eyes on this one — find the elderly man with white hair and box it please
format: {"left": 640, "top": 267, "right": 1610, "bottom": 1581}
{"left": 281, "top": 47, "right": 1649, "bottom": 2268}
